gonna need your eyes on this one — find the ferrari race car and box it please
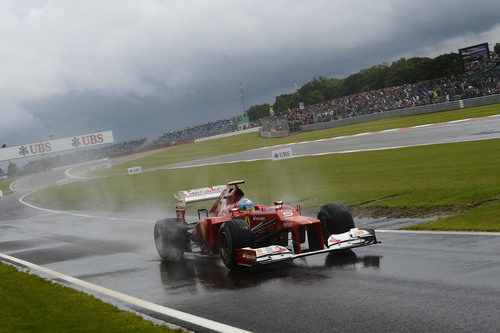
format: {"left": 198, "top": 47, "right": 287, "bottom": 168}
{"left": 154, "top": 180, "right": 379, "bottom": 269}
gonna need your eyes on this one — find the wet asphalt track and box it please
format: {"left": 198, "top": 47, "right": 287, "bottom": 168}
{"left": 1, "top": 116, "right": 500, "bottom": 332}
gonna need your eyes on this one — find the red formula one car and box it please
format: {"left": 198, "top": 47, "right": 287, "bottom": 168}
{"left": 154, "top": 180, "right": 378, "bottom": 269}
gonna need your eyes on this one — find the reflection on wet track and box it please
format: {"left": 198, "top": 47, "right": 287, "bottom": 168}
{"left": 159, "top": 250, "right": 381, "bottom": 294}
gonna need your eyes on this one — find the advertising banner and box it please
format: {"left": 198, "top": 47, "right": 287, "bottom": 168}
{"left": 272, "top": 147, "right": 293, "bottom": 161}
{"left": 127, "top": 166, "right": 142, "bottom": 175}
{"left": 0, "top": 130, "right": 114, "bottom": 162}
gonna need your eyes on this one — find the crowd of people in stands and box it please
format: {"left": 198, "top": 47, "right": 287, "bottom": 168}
{"left": 151, "top": 116, "right": 259, "bottom": 148}
{"left": 102, "top": 138, "right": 148, "bottom": 157}
{"left": 280, "top": 62, "right": 499, "bottom": 130}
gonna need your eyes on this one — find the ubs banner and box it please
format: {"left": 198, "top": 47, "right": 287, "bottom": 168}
{"left": 0, "top": 130, "right": 114, "bottom": 162}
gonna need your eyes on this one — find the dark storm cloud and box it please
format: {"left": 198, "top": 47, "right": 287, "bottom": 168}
{"left": 0, "top": 0, "right": 499, "bottom": 145}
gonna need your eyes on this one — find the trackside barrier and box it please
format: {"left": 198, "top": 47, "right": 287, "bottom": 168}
{"left": 0, "top": 190, "right": 3, "bottom": 197}
{"left": 300, "top": 94, "right": 500, "bottom": 132}
{"left": 260, "top": 130, "right": 290, "bottom": 138}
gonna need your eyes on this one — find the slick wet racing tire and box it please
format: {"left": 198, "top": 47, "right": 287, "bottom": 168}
{"left": 317, "top": 202, "right": 355, "bottom": 244}
{"left": 218, "top": 219, "right": 254, "bottom": 269}
{"left": 154, "top": 218, "right": 188, "bottom": 261}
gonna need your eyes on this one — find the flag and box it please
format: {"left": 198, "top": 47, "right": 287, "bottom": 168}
{"left": 269, "top": 107, "right": 275, "bottom": 116}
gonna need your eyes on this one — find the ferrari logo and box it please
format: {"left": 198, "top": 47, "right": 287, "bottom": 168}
{"left": 245, "top": 216, "right": 251, "bottom": 227}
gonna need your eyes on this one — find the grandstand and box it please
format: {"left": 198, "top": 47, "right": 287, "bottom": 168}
{"left": 151, "top": 116, "right": 260, "bottom": 148}
{"left": 274, "top": 62, "right": 499, "bottom": 132}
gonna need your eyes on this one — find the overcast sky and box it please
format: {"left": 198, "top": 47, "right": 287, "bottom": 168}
{"left": 0, "top": 0, "right": 499, "bottom": 146}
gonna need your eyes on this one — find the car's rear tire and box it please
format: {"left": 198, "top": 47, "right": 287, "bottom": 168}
{"left": 317, "top": 202, "right": 355, "bottom": 244}
{"left": 218, "top": 219, "right": 254, "bottom": 269}
{"left": 154, "top": 218, "right": 188, "bottom": 261}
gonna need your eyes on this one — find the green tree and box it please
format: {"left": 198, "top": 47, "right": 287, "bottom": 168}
{"left": 246, "top": 104, "right": 271, "bottom": 121}
{"left": 245, "top": 50, "right": 471, "bottom": 122}
{"left": 431, "top": 53, "right": 462, "bottom": 77}
{"left": 7, "top": 163, "right": 20, "bottom": 177}
{"left": 494, "top": 43, "right": 500, "bottom": 55}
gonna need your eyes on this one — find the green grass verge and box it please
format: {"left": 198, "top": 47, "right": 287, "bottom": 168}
{"left": 0, "top": 177, "right": 15, "bottom": 196}
{"left": 404, "top": 200, "right": 500, "bottom": 231}
{"left": 30, "top": 139, "right": 500, "bottom": 230}
{"left": 0, "top": 262, "right": 182, "bottom": 332}
{"left": 94, "top": 103, "right": 500, "bottom": 176}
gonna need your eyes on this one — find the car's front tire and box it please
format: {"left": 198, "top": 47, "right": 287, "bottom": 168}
{"left": 317, "top": 202, "right": 355, "bottom": 244}
{"left": 218, "top": 219, "right": 254, "bottom": 269}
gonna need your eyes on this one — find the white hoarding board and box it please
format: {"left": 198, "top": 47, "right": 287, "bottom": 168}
{"left": 272, "top": 147, "right": 293, "bottom": 161}
{"left": 0, "top": 130, "right": 114, "bottom": 162}
{"left": 128, "top": 166, "right": 142, "bottom": 175}
{"left": 0, "top": 190, "right": 3, "bottom": 197}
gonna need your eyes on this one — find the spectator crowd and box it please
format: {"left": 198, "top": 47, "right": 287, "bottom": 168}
{"left": 151, "top": 116, "right": 259, "bottom": 148}
{"left": 280, "top": 63, "right": 498, "bottom": 130}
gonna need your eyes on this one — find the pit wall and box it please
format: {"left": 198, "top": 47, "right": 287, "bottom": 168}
{"left": 300, "top": 94, "right": 500, "bottom": 132}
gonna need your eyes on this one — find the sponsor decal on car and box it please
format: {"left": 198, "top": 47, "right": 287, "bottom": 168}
{"left": 242, "top": 252, "right": 256, "bottom": 260}
{"left": 328, "top": 235, "right": 341, "bottom": 245}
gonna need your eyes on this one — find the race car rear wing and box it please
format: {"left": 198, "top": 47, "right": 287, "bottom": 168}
{"left": 174, "top": 185, "right": 227, "bottom": 224}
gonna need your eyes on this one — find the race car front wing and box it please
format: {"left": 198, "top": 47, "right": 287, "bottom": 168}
{"left": 236, "top": 228, "right": 379, "bottom": 266}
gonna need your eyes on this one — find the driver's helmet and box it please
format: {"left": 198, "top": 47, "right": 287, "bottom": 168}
{"left": 237, "top": 198, "right": 254, "bottom": 212}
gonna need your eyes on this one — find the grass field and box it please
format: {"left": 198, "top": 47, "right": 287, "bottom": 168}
{"left": 404, "top": 200, "right": 500, "bottom": 231}
{"left": 31, "top": 139, "right": 500, "bottom": 231}
{"left": 91, "top": 104, "right": 500, "bottom": 176}
{"left": 0, "top": 177, "right": 15, "bottom": 196}
{"left": 0, "top": 262, "right": 182, "bottom": 332}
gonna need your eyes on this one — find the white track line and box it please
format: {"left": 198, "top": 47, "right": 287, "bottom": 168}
{"left": 376, "top": 229, "right": 500, "bottom": 236}
{"left": 18, "top": 192, "right": 155, "bottom": 223}
{"left": 0, "top": 252, "right": 250, "bottom": 333}
{"left": 64, "top": 167, "right": 88, "bottom": 179}
{"left": 64, "top": 158, "right": 111, "bottom": 179}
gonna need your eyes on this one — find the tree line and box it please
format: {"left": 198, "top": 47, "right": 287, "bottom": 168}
{"left": 246, "top": 52, "right": 467, "bottom": 121}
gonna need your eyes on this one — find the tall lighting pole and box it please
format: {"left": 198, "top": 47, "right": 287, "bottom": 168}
{"left": 239, "top": 82, "right": 246, "bottom": 113}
